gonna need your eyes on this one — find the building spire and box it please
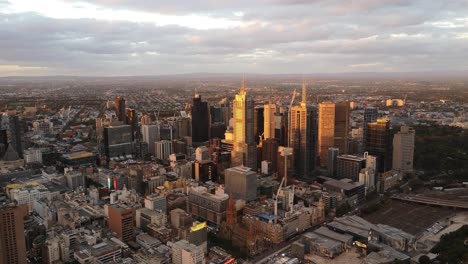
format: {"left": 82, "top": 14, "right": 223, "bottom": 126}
{"left": 240, "top": 77, "right": 246, "bottom": 94}
{"left": 301, "top": 79, "right": 307, "bottom": 104}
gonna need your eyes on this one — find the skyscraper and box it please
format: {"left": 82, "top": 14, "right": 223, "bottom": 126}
{"left": 0, "top": 202, "right": 27, "bottom": 264}
{"left": 366, "top": 119, "right": 392, "bottom": 173}
{"left": 264, "top": 103, "right": 277, "bottom": 139}
{"left": 225, "top": 166, "right": 257, "bottom": 201}
{"left": 289, "top": 81, "right": 317, "bottom": 178}
{"left": 392, "top": 126, "right": 415, "bottom": 174}
{"left": 232, "top": 80, "right": 257, "bottom": 170}
{"left": 114, "top": 96, "right": 126, "bottom": 122}
{"left": 363, "top": 107, "right": 378, "bottom": 151}
{"left": 318, "top": 102, "right": 335, "bottom": 166}
{"left": 318, "top": 101, "right": 350, "bottom": 166}
{"left": 103, "top": 125, "right": 133, "bottom": 158}
{"left": 125, "top": 108, "right": 138, "bottom": 141}
{"left": 192, "top": 92, "right": 210, "bottom": 145}
{"left": 141, "top": 124, "right": 160, "bottom": 155}
{"left": 334, "top": 102, "right": 350, "bottom": 154}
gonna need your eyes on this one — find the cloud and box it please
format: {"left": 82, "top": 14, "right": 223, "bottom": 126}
{"left": 0, "top": 0, "right": 467, "bottom": 75}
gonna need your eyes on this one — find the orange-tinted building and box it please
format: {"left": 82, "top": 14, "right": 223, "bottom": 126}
{"left": 0, "top": 203, "right": 27, "bottom": 264}
{"left": 108, "top": 204, "right": 134, "bottom": 242}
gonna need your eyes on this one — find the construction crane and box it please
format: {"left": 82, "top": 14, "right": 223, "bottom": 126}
{"left": 274, "top": 176, "right": 286, "bottom": 224}
{"left": 289, "top": 89, "right": 297, "bottom": 109}
{"left": 403, "top": 94, "right": 407, "bottom": 105}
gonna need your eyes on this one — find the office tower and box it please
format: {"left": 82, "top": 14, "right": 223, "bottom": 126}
{"left": 189, "top": 222, "right": 208, "bottom": 253}
{"left": 65, "top": 170, "right": 86, "bottom": 190}
{"left": 336, "top": 155, "right": 366, "bottom": 181}
{"left": 108, "top": 204, "right": 133, "bottom": 242}
{"left": 327, "top": 147, "right": 339, "bottom": 177}
{"left": 261, "top": 138, "right": 279, "bottom": 173}
{"left": 125, "top": 108, "right": 138, "bottom": 140}
{"left": 362, "top": 107, "right": 378, "bottom": 151}
{"left": 0, "top": 115, "right": 24, "bottom": 158}
{"left": 114, "top": 96, "right": 126, "bottom": 122}
{"left": 210, "top": 123, "right": 227, "bottom": 139}
{"left": 232, "top": 80, "right": 257, "bottom": 170}
{"left": 264, "top": 103, "right": 277, "bottom": 139}
{"left": 366, "top": 119, "right": 392, "bottom": 173}
{"left": 141, "top": 124, "right": 160, "bottom": 155}
{"left": 392, "top": 126, "right": 415, "bottom": 174}
{"left": 0, "top": 129, "right": 7, "bottom": 157}
{"left": 192, "top": 92, "right": 210, "bottom": 145}
{"left": 155, "top": 140, "right": 172, "bottom": 161}
{"left": 219, "top": 99, "right": 232, "bottom": 126}
{"left": 145, "top": 194, "right": 167, "bottom": 213}
{"left": 318, "top": 102, "right": 335, "bottom": 166}
{"left": 0, "top": 203, "right": 27, "bottom": 264}
{"left": 254, "top": 106, "right": 264, "bottom": 144}
{"left": 188, "top": 186, "right": 228, "bottom": 226}
{"left": 210, "top": 106, "right": 222, "bottom": 123}
{"left": 103, "top": 125, "right": 133, "bottom": 159}
{"left": 193, "top": 160, "right": 217, "bottom": 183}
{"left": 177, "top": 117, "right": 191, "bottom": 139}
{"left": 289, "top": 81, "right": 317, "bottom": 178}
{"left": 225, "top": 166, "right": 257, "bottom": 201}
{"left": 275, "top": 111, "right": 287, "bottom": 146}
{"left": 318, "top": 101, "right": 350, "bottom": 166}
{"left": 334, "top": 102, "right": 350, "bottom": 154}
{"left": 170, "top": 240, "right": 205, "bottom": 264}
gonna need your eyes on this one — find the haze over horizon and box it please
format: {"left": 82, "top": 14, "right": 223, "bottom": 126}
{"left": 1, "top": 0, "right": 468, "bottom": 76}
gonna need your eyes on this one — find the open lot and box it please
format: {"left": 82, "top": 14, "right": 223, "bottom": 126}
{"left": 363, "top": 200, "right": 455, "bottom": 235}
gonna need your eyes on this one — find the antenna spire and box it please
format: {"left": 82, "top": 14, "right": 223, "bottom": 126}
{"left": 301, "top": 79, "right": 307, "bottom": 104}
{"left": 241, "top": 77, "right": 246, "bottom": 93}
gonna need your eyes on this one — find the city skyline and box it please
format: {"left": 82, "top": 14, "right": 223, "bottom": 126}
{"left": 1, "top": 1, "right": 468, "bottom": 76}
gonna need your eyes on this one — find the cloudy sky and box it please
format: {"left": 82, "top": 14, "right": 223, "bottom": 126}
{"left": 0, "top": 0, "right": 467, "bottom": 76}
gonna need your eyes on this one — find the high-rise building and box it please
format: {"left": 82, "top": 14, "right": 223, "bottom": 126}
{"left": 114, "top": 96, "right": 126, "bottom": 122}
{"left": 334, "top": 102, "right": 350, "bottom": 154}
{"left": 0, "top": 115, "right": 24, "bottom": 158}
{"left": 145, "top": 194, "right": 167, "bottom": 213}
{"left": 232, "top": 80, "right": 257, "bottom": 170}
{"left": 365, "top": 119, "right": 392, "bottom": 173}
{"left": 155, "top": 140, "right": 172, "bottom": 161}
{"left": 289, "top": 81, "right": 317, "bottom": 178}
{"left": 264, "top": 103, "right": 277, "bottom": 140}
{"left": 103, "top": 125, "right": 133, "bottom": 159}
{"left": 392, "top": 126, "right": 415, "bottom": 174}
{"left": 23, "top": 148, "right": 42, "bottom": 165}
{"left": 336, "top": 155, "right": 366, "bottom": 181}
{"left": 0, "top": 202, "right": 27, "bottom": 264}
{"left": 125, "top": 108, "right": 138, "bottom": 141}
{"left": 318, "top": 102, "right": 335, "bottom": 166}
{"left": 108, "top": 204, "right": 133, "bottom": 242}
{"left": 141, "top": 124, "right": 160, "bottom": 155}
{"left": 362, "top": 107, "right": 378, "bottom": 151}
{"left": 254, "top": 106, "right": 264, "bottom": 144}
{"left": 261, "top": 138, "right": 279, "bottom": 173}
{"left": 192, "top": 93, "right": 210, "bottom": 145}
{"left": 318, "top": 102, "right": 350, "bottom": 166}
{"left": 327, "top": 147, "right": 339, "bottom": 177}
{"left": 225, "top": 166, "right": 257, "bottom": 201}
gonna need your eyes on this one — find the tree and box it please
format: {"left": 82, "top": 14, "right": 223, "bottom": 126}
{"left": 418, "top": 255, "right": 431, "bottom": 264}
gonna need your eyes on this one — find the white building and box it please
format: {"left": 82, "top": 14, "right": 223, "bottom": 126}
{"left": 155, "top": 140, "right": 172, "bottom": 161}
{"left": 24, "top": 148, "right": 43, "bottom": 165}
{"left": 141, "top": 124, "right": 160, "bottom": 155}
{"left": 392, "top": 126, "right": 415, "bottom": 174}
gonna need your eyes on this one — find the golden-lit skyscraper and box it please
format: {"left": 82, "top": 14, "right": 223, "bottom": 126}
{"left": 318, "top": 102, "right": 335, "bottom": 166}
{"left": 289, "top": 81, "right": 317, "bottom": 178}
{"left": 318, "top": 101, "right": 350, "bottom": 166}
{"left": 264, "top": 103, "right": 277, "bottom": 139}
{"left": 232, "top": 80, "right": 257, "bottom": 170}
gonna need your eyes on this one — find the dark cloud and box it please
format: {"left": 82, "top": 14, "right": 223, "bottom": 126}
{"left": 0, "top": 0, "right": 467, "bottom": 75}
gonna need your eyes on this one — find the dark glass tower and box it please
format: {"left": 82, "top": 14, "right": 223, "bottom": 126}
{"left": 365, "top": 119, "right": 392, "bottom": 173}
{"left": 191, "top": 93, "right": 210, "bottom": 144}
